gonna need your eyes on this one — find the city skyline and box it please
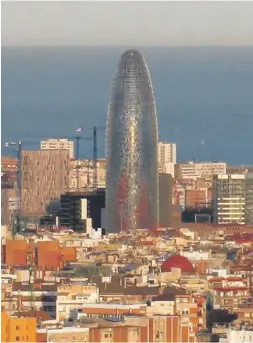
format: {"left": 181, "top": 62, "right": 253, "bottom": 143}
{"left": 2, "top": 1, "right": 253, "bottom": 47}
{"left": 106, "top": 49, "right": 159, "bottom": 232}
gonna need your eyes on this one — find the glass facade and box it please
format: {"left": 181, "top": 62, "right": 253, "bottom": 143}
{"left": 106, "top": 50, "right": 159, "bottom": 233}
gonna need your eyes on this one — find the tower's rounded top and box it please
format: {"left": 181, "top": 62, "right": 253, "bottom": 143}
{"left": 121, "top": 49, "right": 142, "bottom": 57}
{"left": 120, "top": 50, "right": 144, "bottom": 63}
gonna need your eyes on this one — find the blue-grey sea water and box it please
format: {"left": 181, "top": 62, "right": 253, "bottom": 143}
{"left": 2, "top": 46, "right": 253, "bottom": 164}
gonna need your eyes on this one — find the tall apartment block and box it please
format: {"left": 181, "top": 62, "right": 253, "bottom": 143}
{"left": 21, "top": 150, "right": 69, "bottom": 216}
{"left": 158, "top": 142, "right": 176, "bottom": 176}
{"left": 41, "top": 138, "right": 74, "bottom": 159}
{"left": 213, "top": 174, "right": 245, "bottom": 224}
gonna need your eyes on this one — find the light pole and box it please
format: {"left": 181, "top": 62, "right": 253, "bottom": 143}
{"left": 5, "top": 141, "right": 22, "bottom": 236}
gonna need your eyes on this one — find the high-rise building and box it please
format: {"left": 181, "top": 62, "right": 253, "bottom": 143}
{"left": 158, "top": 141, "right": 176, "bottom": 164}
{"left": 213, "top": 174, "right": 245, "bottom": 224}
{"left": 159, "top": 173, "right": 172, "bottom": 228}
{"left": 21, "top": 150, "right": 69, "bottom": 216}
{"left": 59, "top": 189, "right": 105, "bottom": 232}
{"left": 41, "top": 138, "right": 74, "bottom": 159}
{"left": 106, "top": 50, "right": 159, "bottom": 233}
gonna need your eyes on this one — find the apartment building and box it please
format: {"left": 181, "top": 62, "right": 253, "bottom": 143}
{"left": 1, "top": 188, "right": 16, "bottom": 230}
{"left": 158, "top": 142, "right": 176, "bottom": 176}
{"left": 69, "top": 159, "right": 106, "bottom": 191}
{"left": 1, "top": 312, "right": 37, "bottom": 343}
{"left": 21, "top": 150, "right": 69, "bottom": 216}
{"left": 175, "top": 161, "right": 226, "bottom": 180}
{"left": 56, "top": 284, "right": 99, "bottom": 321}
{"left": 208, "top": 276, "right": 250, "bottom": 312}
{"left": 40, "top": 138, "right": 74, "bottom": 159}
{"left": 245, "top": 174, "right": 253, "bottom": 225}
{"left": 213, "top": 174, "right": 245, "bottom": 224}
{"left": 158, "top": 142, "right": 177, "bottom": 165}
{"left": 1, "top": 156, "right": 17, "bottom": 172}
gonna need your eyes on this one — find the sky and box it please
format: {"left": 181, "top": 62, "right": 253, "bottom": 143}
{"left": 1, "top": 1, "right": 253, "bottom": 47}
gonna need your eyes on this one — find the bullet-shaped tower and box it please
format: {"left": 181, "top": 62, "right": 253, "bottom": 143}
{"left": 106, "top": 50, "right": 159, "bottom": 233}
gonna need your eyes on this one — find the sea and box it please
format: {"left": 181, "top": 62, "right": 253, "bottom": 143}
{"left": 2, "top": 46, "right": 253, "bottom": 165}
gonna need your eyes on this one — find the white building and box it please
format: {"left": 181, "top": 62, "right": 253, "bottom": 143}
{"left": 158, "top": 142, "right": 176, "bottom": 177}
{"left": 41, "top": 138, "right": 74, "bottom": 159}
{"left": 213, "top": 174, "right": 245, "bottom": 224}
{"left": 175, "top": 161, "right": 227, "bottom": 180}
{"left": 227, "top": 326, "right": 253, "bottom": 343}
{"left": 56, "top": 284, "right": 99, "bottom": 321}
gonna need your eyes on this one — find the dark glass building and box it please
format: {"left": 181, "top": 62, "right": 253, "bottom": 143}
{"left": 59, "top": 189, "right": 105, "bottom": 232}
{"left": 106, "top": 50, "right": 159, "bottom": 233}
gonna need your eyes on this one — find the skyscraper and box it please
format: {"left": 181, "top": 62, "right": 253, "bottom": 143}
{"left": 106, "top": 49, "right": 159, "bottom": 233}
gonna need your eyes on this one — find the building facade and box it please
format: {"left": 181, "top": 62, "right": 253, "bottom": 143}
{"left": 40, "top": 138, "right": 74, "bottom": 159}
{"left": 59, "top": 189, "right": 105, "bottom": 232}
{"left": 175, "top": 162, "right": 227, "bottom": 180}
{"left": 245, "top": 174, "right": 253, "bottom": 225}
{"left": 159, "top": 173, "right": 173, "bottom": 228}
{"left": 106, "top": 49, "right": 159, "bottom": 233}
{"left": 21, "top": 150, "right": 69, "bottom": 216}
{"left": 213, "top": 174, "right": 245, "bottom": 224}
{"left": 158, "top": 142, "right": 176, "bottom": 176}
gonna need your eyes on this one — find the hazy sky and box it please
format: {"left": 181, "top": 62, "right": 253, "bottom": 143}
{"left": 2, "top": 1, "right": 253, "bottom": 46}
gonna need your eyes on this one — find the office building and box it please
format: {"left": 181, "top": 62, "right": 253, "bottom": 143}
{"left": 106, "top": 50, "right": 159, "bottom": 232}
{"left": 59, "top": 189, "right": 105, "bottom": 232}
{"left": 41, "top": 138, "right": 74, "bottom": 159}
{"left": 213, "top": 174, "right": 245, "bottom": 224}
{"left": 21, "top": 150, "right": 69, "bottom": 216}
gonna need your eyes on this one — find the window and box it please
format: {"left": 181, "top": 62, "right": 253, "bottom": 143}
{"left": 16, "top": 326, "right": 20, "bottom": 330}
{"left": 16, "top": 337, "right": 20, "bottom": 341}
{"left": 104, "top": 334, "right": 108, "bottom": 338}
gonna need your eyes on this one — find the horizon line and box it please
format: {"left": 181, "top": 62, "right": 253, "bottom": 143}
{"left": 2, "top": 44, "right": 253, "bottom": 49}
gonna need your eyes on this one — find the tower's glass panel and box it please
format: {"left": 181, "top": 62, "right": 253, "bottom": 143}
{"left": 106, "top": 50, "right": 159, "bottom": 233}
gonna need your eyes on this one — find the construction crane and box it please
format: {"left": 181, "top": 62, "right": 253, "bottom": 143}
{"left": 92, "top": 126, "right": 105, "bottom": 189}
{"left": 5, "top": 141, "right": 23, "bottom": 237}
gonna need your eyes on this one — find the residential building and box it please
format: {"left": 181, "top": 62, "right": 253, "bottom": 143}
{"left": 57, "top": 283, "right": 99, "bottom": 321}
{"left": 69, "top": 159, "right": 106, "bottom": 191}
{"left": 40, "top": 138, "right": 74, "bottom": 159}
{"left": 227, "top": 324, "right": 253, "bottom": 343}
{"left": 158, "top": 142, "right": 177, "bottom": 176}
{"left": 213, "top": 174, "right": 245, "bottom": 224}
{"left": 1, "top": 311, "right": 37, "bottom": 342}
{"left": 46, "top": 327, "right": 89, "bottom": 343}
{"left": 175, "top": 161, "right": 226, "bottom": 180}
{"left": 21, "top": 150, "right": 69, "bottom": 216}
{"left": 1, "top": 156, "right": 17, "bottom": 172}
{"left": 245, "top": 173, "right": 253, "bottom": 225}
{"left": 158, "top": 142, "right": 177, "bottom": 165}
{"left": 1, "top": 188, "right": 16, "bottom": 230}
